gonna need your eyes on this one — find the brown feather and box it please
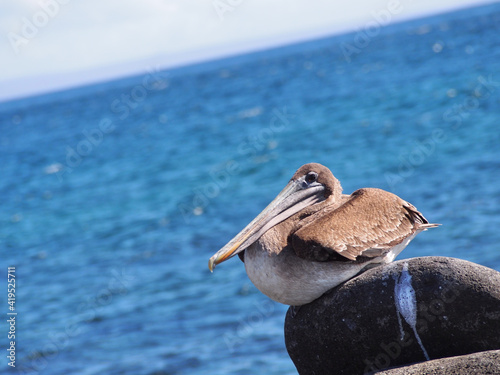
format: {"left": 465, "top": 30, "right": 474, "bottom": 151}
{"left": 292, "top": 188, "right": 437, "bottom": 262}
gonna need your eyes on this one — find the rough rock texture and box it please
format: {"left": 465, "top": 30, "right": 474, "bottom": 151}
{"left": 285, "top": 257, "right": 500, "bottom": 375}
{"left": 374, "top": 349, "right": 500, "bottom": 374}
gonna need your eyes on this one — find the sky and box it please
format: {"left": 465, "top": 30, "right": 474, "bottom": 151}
{"left": 0, "top": 0, "right": 497, "bottom": 102}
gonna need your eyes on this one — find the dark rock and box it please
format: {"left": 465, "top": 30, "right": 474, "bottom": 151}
{"left": 284, "top": 257, "right": 500, "bottom": 375}
{"left": 375, "top": 349, "right": 500, "bottom": 374}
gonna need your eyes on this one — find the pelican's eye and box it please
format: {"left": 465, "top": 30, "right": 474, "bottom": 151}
{"left": 305, "top": 172, "right": 318, "bottom": 184}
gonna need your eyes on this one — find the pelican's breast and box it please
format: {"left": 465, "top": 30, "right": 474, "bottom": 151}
{"left": 244, "top": 242, "right": 368, "bottom": 306}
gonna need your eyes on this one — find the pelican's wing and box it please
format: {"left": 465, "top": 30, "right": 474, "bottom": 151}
{"left": 292, "top": 188, "right": 438, "bottom": 261}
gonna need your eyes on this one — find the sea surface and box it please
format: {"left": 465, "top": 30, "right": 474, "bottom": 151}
{"left": 1, "top": 3, "right": 500, "bottom": 374}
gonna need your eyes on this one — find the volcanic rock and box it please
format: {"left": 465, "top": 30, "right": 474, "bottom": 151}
{"left": 284, "top": 257, "right": 500, "bottom": 375}
{"left": 374, "top": 349, "right": 500, "bottom": 374}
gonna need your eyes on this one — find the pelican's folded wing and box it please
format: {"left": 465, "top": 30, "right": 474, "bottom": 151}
{"left": 292, "top": 188, "right": 438, "bottom": 261}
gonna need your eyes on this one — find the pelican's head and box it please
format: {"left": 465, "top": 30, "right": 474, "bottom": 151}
{"left": 208, "top": 163, "right": 341, "bottom": 271}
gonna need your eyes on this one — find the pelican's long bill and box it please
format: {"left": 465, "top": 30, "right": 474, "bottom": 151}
{"left": 208, "top": 178, "right": 325, "bottom": 271}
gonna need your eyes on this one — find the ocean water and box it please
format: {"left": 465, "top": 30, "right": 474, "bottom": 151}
{"left": 1, "top": 3, "right": 500, "bottom": 374}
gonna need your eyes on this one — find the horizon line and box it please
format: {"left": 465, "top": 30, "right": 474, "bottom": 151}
{"left": 1, "top": 0, "right": 497, "bottom": 105}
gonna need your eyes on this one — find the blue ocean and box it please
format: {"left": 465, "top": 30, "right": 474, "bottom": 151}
{"left": 2, "top": 3, "right": 500, "bottom": 374}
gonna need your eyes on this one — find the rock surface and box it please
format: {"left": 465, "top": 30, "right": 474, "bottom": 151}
{"left": 284, "top": 257, "right": 500, "bottom": 375}
{"left": 374, "top": 349, "right": 500, "bottom": 374}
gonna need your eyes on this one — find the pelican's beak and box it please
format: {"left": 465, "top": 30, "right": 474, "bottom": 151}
{"left": 208, "top": 179, "right": 324, "bottom": 271}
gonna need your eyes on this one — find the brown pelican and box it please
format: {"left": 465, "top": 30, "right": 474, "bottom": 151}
{"left": 208, "top": 163, "right": 439, "bottom": 306}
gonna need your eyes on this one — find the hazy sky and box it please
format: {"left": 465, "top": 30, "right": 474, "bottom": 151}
{"left": 0, "top": 0, "right": 496, "bottom": 101}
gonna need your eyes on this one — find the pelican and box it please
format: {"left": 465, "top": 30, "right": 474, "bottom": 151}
{"left": 208, "top": 163, "right": 439, "bottom": 306}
